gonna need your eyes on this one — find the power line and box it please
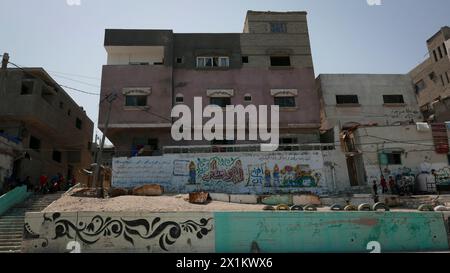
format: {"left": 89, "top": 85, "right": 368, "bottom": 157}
{"left": 49, "top": 73, "right": 100, "bottom": 88}
{"left": 46, "top": 70, "right": 101, "bottom": 80}
{"left": 7, "top": 61, "right": 100, "bottom": 96}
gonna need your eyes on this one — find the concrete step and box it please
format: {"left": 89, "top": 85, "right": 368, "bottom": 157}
{"left": 0, "top": 239, "right": 22, "bottom": 244}
{"left": 0, "top": 235, "right": 22, "bottom": 239}
{"left": 0, "top": 224, "right": 23, "bottom": 227}
{"left": 0, "top": 246, "right": 21, "bottom": 252}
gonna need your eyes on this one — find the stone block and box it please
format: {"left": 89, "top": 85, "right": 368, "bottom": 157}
{"left": 132, "top": 184, "right": 164, "bottom": 196}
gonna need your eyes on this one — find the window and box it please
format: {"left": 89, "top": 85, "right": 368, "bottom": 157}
{"left": 129, "top": 62, "right": 149, "bottom": 65}
{"left": 414, "top": 80, "right": 426, "bottom": 93}
{"left": 336, "top": 95, "right": 359, "bottom": 104}
{"left": 280, "top": 137, "right": 298, "bottom": 144}
{"left": 210, "top": 97, "right": 231, "bottom": 107}
{"left": 446, "top": 72, "right": 450, "bottom": 84}
{"left": 383, "top": 95, "right": 405, "bottom": 104}
{"left": 429, "top": 72, "right": 437, "bottom": 82}
{"left": 67, "top": 109, "right": 71, "bottom": 116}
{"left": 76, "top": 118, "right": 82, "bottom": 130}
{"left": 59, "top": 101, "right": 64, "bottom": 109}
{"left": 21, "top": 80, "right": 33, "bottom": 95}
{"left": 147, "top": 138, "right": 158, "bottom": 151}
{"left": 175, "top": 94, "right": 184, "bottom": 103}
{"left": 52, "top": 150, "right": 62, "bottom": 163}
{"left": 274, "top": 96, "right": 296, "bottom": 108}
{"left": 196, "top": 56, "right": 229, "bottom": 68}
{"left": 433, "top": 50, "right": 438, "bottom": 62}
{"left": 385, "top": 152, "right": 402, "bottom": 165}
{"left": 125, "top": 95, "right": 147, "bottom": 107}
{"left": 242, "top": 56, "right": 249, "bottom": 63}
{"left": 438, "top": 46, "right": 443, "bottom": 59}
{"left": 444, "top": 43, "right": 448, "bottom": 56}
{"left": 441, "top": 74, "right": 445, "bottom": 86}
{"left": 244, "top": 94, "right": 252, "bottom": 102}
{"left": 176, "top": 57, "right": 183, "bottom": 64}
{"left": 270, "top": 22, "right": 287, "bottom": 33}
{"left": 132, "top": 137, "right": 159, "bottom": 155}
{"left": 270, "top": 56, "right": 291, "bottom": 67}
{"left": 29, "top": 136, "right": 41, "bottom": 151}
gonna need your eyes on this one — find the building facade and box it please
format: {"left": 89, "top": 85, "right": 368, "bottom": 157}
{"left": 317, "top": 74, "right": 424, "bottom": 187}
{"left": 0, "top": 68, "right": 94, "bottom": 187}
{"left": 410, "top": 26, "right": 450, "bottom": 122}
{"left": 99, "top": 11, "right": 321, "bottom": 156}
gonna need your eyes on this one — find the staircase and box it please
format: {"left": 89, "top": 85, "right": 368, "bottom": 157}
{"left": 0, "top": 192, "right": 63, "bottom": 253}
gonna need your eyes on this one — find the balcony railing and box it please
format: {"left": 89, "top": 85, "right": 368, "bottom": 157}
{"left": 162, "top": 143, "right": 335, "bottom": 154}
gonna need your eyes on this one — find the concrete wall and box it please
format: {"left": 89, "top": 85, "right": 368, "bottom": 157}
{"left": 0, "top": 69, "right": 94, "bottom": 185}
{"left": 354, "top": 125, "right": 449, "bottom": 188}
{"left": 409, "top": 27, "right": 450, "bottom": 120}
{"left": 317, "top": 74, "right": 422, "bottom": 130}
{"left": 23, "top": 211, "right": 450, "bottom": 253}
{"left": 99, "top": 11, "right": 320, "bottom": 149}
{"left": 0, "top": 135, "right": 21, "bottom": 191}
{"left": 111, "top": 150, "right": 350, "bottom": 195}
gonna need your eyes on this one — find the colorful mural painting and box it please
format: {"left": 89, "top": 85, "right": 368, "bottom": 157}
{"left": 433, "top": 167, "right": 450, "bottom": 186}
{"left": 112, "top": 151, "right": 328, "bottom": 194}
{"left": 197, "top": 157, "right": 244, "bottom": 185}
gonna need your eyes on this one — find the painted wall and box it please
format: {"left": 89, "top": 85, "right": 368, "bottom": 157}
{"left": 23, "top": 211, "right": 449, "bottom": 253}
{"left": 112, "top": 150, "right": 335, "bottom": 195}
{"left": 0, "top": 186, "right": 31, "bottom": 216}
{"left": 355, "top": 125, "right": 449, "bottom": 188}
{"left": 23, "top": 211, "right": 214, "bottom": 253}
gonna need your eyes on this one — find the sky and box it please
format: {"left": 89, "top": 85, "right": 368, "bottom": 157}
{"left": 1, "top": 0, "right": 449, "bottom": 142}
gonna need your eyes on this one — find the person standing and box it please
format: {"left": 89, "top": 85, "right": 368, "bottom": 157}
{"left": 380, "top": 175, "right": 388, "bottom": 194}
{"left": 388, "top": 176, "right": 396, "bottom": 194}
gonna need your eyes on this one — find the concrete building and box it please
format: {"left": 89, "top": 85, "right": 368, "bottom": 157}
{"left": 0, "top": 68, "right": 94, "bottom": 187}
{"left": 316, "top": 74, "right": 424, "bottom": 187}
{"left": 99, "top": 11, "right": 320, "bottom": 156}
{"left": 350, "top": 124, "right": 449, "bottom": 193}
{"left": 410, "top": 26, "right": 450, "bottom": 122}
{"left": 317, "top": 74, "right": 423, "bottom": 131}
{"left": 0, "top": 133, "right": 23, "bottom": 194}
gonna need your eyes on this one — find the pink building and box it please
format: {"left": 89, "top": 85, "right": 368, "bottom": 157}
{"left": 99, "top": 11, "right": 320, "bottom": 156}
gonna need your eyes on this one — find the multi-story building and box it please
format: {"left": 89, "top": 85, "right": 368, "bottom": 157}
{"left": 0, "top": 68, "right": 94, "bottom": 186}
{"left": 316, "top": 74, "right": 424, "bottom": 186}
{"left": 99, "top": 11, "right": 321, "bottom": 156}
{"left": 410, "top": 26, "right": 450, "bottom": 121}
{"left": 317, "top": 74, "right": 423, "bottom": 132}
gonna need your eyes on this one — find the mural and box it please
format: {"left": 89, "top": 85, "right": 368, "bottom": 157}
{"left": 23, "top": 212, "right": 215, "bottom": 253}
{"left": 197, "top": 157, "right": 244, "bottom": 184}
{"left": 433, "top": 167, "right": 450, "bottom": 186}
{"left": 112, "top": 151, "right": 327, "bottom": 194}
{"left": 247, "top": 164, "right": 319, "bottom": 187}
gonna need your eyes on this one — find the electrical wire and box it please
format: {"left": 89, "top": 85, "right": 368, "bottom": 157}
{"left": 49, "top": 73, "right": 100, "bottom": 88}
{"left": 7, "top": 61, "right": 100, "bottom": 96}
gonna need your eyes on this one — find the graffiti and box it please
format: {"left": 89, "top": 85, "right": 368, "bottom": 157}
{"left": 112, "top": 151, "right": 327, "bottom": 194}
{"left": 247, "top": 164, "right": 320, "bottom": 188}
{"left": 388, "top": 108, "right": 420, "bottom": 120}
{"left": 433, "top": 167, "right": 450, "bottom": 186}
{"left": 173, "top": 160, "right": 190, "bottom": 176}
{"left": 26, "top": 213, "right": 214, "bottom": 252}
{"left": 196, "top": 157, "right": 244, "bottom": 184}
{"left": 246, "top": 164, "right": 265, "bottom": 186}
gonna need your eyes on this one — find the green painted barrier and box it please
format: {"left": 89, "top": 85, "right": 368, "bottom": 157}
{"left": 215, "top": 211, "right": 449, "bottom": 253}
{"left": 0, "top": 186, "right": 32, "bottom": 216}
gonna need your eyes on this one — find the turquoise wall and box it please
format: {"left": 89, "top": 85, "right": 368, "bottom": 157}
{"left": 0, "top": 186, "right": 31, "bottom": 216}
{"left": 214, "top": 212, "right": 449, "bottom": 253}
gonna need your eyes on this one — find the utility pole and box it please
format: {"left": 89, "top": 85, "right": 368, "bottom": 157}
{"left": 93, "top": 93, "right": 117, "bottom": 197}
{"left": 1, "top": 53, "right": 9, "bottom": 95}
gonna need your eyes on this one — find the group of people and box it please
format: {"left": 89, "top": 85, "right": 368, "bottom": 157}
{"left": 2, "top": 173, "right": 76, "bottom": 195}
{"left": 372, "top": 174, "right": 414, "bottom": 197}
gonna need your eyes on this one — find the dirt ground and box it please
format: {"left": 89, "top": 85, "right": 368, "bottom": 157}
{"left": 43, "top": 194, "right": 268, "bottom": 212}
{"left": 42, "top": 194, "right": 423, "bottom": 213}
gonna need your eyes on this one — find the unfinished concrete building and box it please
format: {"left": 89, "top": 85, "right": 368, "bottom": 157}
{"left": 0, "top": 68, "right": 94, "bottom": 187}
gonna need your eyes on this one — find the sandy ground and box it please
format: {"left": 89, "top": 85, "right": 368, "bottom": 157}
{"left": 43, "top": 194, "right": 268, "bottom": 212}
{"left": 43, "top": 194, "right": 422, "bottom": 213}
